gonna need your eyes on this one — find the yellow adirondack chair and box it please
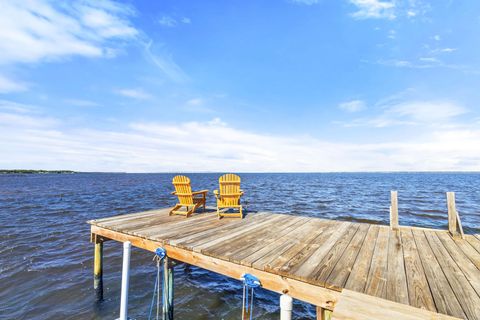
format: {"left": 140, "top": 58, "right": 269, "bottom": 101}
{"left": 213, "top": 173, "right": 244, "bottom": 219}
{"left": 170, "top": 175, "right": 208, "bottom": 217}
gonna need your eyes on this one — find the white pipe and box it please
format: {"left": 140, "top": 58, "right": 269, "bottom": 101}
{"left": 280, "top": 294, "right": 293, "bottom": 320}
{"left": 119, "top": 241, "right": 131, "bottom": 320}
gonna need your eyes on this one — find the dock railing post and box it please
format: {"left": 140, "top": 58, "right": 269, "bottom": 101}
{"left": 390, "top": 190, "right": 399, "bottom": 230}
{"left": 446, "top": 192, "right": 464, "bottom": 239}
{"left": 162, "top": 256, "right": 174, "bottom": 320}
{"left": 93, "top": 236, "right": 103, "bottom": 301}
{"left": 280, "top": 294, "right": 293, "bottom": 320}
{"left": 119, "top": 241, "right": 131, "bottom": 320}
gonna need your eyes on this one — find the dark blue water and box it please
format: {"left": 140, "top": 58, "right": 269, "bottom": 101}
{"left": 0, "top": 173, "right": 479, "bottom": 319}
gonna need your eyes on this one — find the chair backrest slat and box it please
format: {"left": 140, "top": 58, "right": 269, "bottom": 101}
{"left": 219, "top": 173, "right": 241, "bottom": 206}
{"left": 173, "top": 175, "right": 194, "bottom": 205}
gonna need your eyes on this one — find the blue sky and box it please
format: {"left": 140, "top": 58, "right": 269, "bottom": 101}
{"left": 0, "top": 0, "right": 479, "bottom": 172}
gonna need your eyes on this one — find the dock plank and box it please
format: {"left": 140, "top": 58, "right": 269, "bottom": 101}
{"left": 332, "top": 289, "right": 461, "bottom": 320}
{"left": 401, "top": 229, "right": 436, "bottom": 312}
{"left": 227, "top": 217, "right": 306, "bottom": 264}
{"left": 466, "top": 234, "right": 480, "bottom": 255}
{"left": 326, "top": 224, "right": 371, "bottom": 291}
{"left": 364, "top": 226, "right": 390, "bottom": 299}
{"left": 386, "top": 229, "right": 409, "bottom": 305}
{"left": 437, "top": 232, "right": 480, "bottom": 296}
{"left": 239, "top": 217, "right": 310, "bottom": 267}
{"left": 425, "top": 231, "right": 480, "bottom": 319}
{"left": 273, "top": 222, "right": 352, "bottom": 282}
{"left": 344, "top": 225, "right": 380, "bottom": 293}
{"left": 170, "top": 213, "right": 268, "bottom": 249}
{"left": 250, "top": 219, "right": 319, "bottom": 270}
{"left": 412, "top": 230, "right": 466, "bottom": 319}
{"left": 201, "top": 214, "right": 288, "bottom": 261}
{"left": 312, "top": 224, "right": 363, "bottom": 287}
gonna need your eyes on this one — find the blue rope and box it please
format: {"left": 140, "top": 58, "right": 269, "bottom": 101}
{"left": 148, "top": 248, "right": 166, "bottom": 320}
{"left": 147, "top": 263, "right": 159, "bottom": 320}
{"left": 241, "top": 274, "right": 261, "bottom": 320}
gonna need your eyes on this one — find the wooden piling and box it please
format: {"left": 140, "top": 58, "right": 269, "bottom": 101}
{"left": 390, "top": 191, "right": 398, "bottom": 230}
{"left": 446, "top": 192, "right": 458, "bottom": 238}
{"left": 316, "top": 306, "right": 332, "bottom": 320}
{"left": 94, "top": 239, "right": 103, "bottom": 301}
{"left": 446, "top": 192, "right": 465, "bottom": 239}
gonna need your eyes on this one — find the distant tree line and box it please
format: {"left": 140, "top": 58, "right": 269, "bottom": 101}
{"left": 0, "top": 169, "right": 77, "bottom": 174}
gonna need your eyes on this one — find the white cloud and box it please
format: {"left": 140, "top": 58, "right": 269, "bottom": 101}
{"left": 349, "top": 0, "right": 396, "bottom": 20}
{"left": 376, "top": 58, "right": 469, "bottom": 71}
{"left": 158, "top": 16, "right": 177, "bottom": 27}
{"left": 144, "top": 41, "right": 189, "bottom": 82}
{"left": 343, "top": 100, "right": 467, "bottom": 128}
{"left": 349, "top": 0, "right": 430, "bottom": 20}
{"left": 0, "top": 0, "right": 138, "bottom": 65}
{"left": 339, "top": 100, "right": 366, "bottom": 112}
{"left": 433, "top": 35, "right": 441, "bottom": 41}
{"left": 1, "top": 104, "right": 479, "bottom": 172}
{"left": 431, "top": 48, "right": 457, "bottom": 54}
{"left": 158, "top": 15, "right": 192, "bottom": 27}
{"left": 115, "top": 88, "right": 151, "bottom": 100}
{"left": 0, "top": 75, "right": 28, "bottom": 93}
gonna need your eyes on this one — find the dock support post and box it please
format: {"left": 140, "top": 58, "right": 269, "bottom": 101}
{"left": 446, "top": 192, "right": 464, "bottom": 239}
{"left": 94, "top": 237, "right": 103, "bottom": 301}
{"left": 280, "top": 294, "right": 293, "bottom": 320}
{"left": 316, "top": 306, "right": 332, "bottom": 320}
{"left": 390, "top": 190, "right": 398, "bottom": 230}
{"left": 119, "top": 241, "right": 131, "bottom": 320}
{"left": 162, "top": 256, "right": 174, "bottom": 320}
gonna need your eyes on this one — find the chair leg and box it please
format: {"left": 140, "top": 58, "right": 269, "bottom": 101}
{"left": 239, "top": 206, "right": 243, "bottom": 219}
{"left": 170, "top": 204, "right": 181, "bottom": 216}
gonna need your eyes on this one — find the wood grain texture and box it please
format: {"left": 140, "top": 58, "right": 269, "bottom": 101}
{"left": 344, "top": 225, "right": 380, "bottom": 293}
{"left": 412, "top": 230, "right": 466, "bottom": 319}
{"left": 401, "top": 229, "right": 436, "bottom": 312}
{"left": 89, "top": 209, "right": 480, "bottom": 320}
{"left": 386, "top": 229, "right": 408, "bottom": 304}
{"left": 332, "top": 289, "right": 461, "bottom": 320}
{"left": 425, "top": 231, "right": 480, "bottom": 320}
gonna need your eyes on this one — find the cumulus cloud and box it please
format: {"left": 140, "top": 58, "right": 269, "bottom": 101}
{"left": 1, "top": 104, "right": 479, "bottom": 172}
{"left": 0, "top": 0, "right": 138, "bottom": 64}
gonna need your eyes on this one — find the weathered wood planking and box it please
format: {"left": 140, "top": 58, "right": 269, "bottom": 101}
{"left": 89, "top": 208, "right": 480, "bottom": 320}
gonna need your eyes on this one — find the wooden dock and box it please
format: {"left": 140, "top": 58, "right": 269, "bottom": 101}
{"left": 89, "top": 208, "right": 480, "bottom": 319}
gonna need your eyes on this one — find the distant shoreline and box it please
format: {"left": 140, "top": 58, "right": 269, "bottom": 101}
{"left": 0, "top": 169, "right": 77, "bottom": 174}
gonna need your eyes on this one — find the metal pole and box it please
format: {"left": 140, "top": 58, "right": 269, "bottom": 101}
{"left": 163, "top": 256, "right": 174, "bottom": 320}
{"left": 94, "top": 240, "right": 103, "bottom": 301}
{"left": 280, "top": 294, "right": 293, "bottom": 320}
{"left": 119, "top": 241, "right": 131, "bottom": 320}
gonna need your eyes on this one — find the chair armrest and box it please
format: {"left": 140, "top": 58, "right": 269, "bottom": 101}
{"left": 192, "top": 189, "right": 208, "bottom": 195}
